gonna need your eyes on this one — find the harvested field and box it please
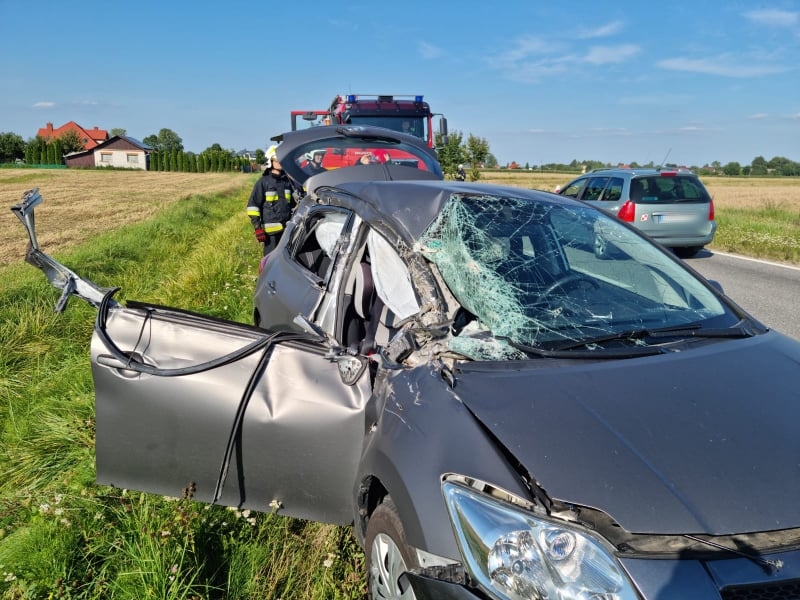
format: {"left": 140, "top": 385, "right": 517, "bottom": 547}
{"left": 1, "top": 169, "right": 254, "bottom": 266}
{"left": 2, "top": 168, "right": 799, "bottom": 267}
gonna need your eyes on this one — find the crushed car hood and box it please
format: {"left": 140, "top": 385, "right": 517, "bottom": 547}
{"left": 455, "top": 332, "right": 800, "bottom": 536}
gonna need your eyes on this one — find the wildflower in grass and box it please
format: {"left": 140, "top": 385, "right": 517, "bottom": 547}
{"left": 323, "top": 554, "right": 336, "bottom": 569}
{"left": 39, "top": 502, "right": 51, "bottom": 514}
{"left": 269, "top": 499, "right": 282, "bottom": 512}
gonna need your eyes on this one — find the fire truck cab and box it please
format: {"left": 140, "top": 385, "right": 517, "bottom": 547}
{"left": 290, "top": 94, "right": 447, "bottom": 148}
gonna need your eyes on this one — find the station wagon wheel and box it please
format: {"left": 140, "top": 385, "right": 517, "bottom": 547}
{"left": 365, "top": 496, "right": 419, "bottom": 600}
{"left": 674, "top": 246, "right": 702, "bottom": 259}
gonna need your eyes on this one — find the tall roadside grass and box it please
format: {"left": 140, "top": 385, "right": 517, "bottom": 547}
{"left": 709, "top": 201, "right": 800, "bottom": 264}
{"left": 0, "top": 189, "right": 365, "bottom": 599}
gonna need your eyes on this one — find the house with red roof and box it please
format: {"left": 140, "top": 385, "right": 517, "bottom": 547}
{"left": 37, "top": 121, "right": 108, "bottom": 150}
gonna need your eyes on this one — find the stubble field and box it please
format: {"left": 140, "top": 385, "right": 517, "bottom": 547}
{"left": 2, "top": 168, "right": 800, "bottom": 267}
{"left": 0, "top": 169, "right": 251, "bottom": 267}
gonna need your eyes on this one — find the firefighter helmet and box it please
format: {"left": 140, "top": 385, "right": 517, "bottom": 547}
{"left": 265, "top": 145, "right": 279, "bottom": 169}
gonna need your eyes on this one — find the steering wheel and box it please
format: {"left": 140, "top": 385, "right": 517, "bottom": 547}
{"left": 536, "top": 273, "right": 599, "bottom": 305}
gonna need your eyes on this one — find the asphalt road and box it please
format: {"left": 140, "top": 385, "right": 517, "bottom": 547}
{"left": 684, "top": 250, "right": 800, "bottom": 341}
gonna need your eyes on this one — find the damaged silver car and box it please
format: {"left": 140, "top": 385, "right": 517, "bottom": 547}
{"left": 12, "top": 126, "right": 800, "bottom": 599}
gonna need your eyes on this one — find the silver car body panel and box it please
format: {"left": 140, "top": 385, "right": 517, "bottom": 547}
{"left": 92, "top": 301, "right": 373, "bottom": 524}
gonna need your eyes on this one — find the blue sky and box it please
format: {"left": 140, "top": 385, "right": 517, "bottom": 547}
{"left": 1, "top": 0, "right": 798, "bottom": 167}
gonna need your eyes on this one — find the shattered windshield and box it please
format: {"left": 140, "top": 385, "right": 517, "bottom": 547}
{"left": 415, "top": 193, "right": 735, "bottom": 360}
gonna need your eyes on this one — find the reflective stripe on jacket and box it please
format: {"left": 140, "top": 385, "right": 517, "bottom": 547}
{"left": 246, "top": 172, "right": 295, "bottom": 231}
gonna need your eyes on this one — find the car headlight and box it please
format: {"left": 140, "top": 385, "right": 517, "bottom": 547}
{"left": 442, "top": 480, "right": 639, "bottom": 600}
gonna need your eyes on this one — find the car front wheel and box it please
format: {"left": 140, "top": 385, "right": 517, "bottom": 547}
{"left": 365, "top": 496, "right": 419, "bottom": 599}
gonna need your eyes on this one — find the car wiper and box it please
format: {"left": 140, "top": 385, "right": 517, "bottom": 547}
{"left": 648, "top": 325, "right": 754, "bottom": 339}
{"left": 684, "top": 534, "right": 783, "bottom": 573}
{"left": 553, "top": 322, "right": 754, "bottom": 352}
{"left": 503, "top": 337, "right": 667, "bottom": 360}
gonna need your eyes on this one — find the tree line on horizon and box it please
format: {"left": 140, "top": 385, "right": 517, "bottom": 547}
{"left": 0, "top": 128, "right": 797, "bottom": 177}
{"left": 0, "top": 128, "right": 264, "bottom": 173}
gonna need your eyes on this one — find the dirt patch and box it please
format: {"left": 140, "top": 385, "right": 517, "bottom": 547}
{"left": 1, "top": 169, "right": 254, "bottom": 266}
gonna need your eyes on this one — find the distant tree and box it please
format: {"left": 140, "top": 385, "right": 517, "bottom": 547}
{"left": 143, "top": 134, "right": 159, "bottom": 149}
{"left": 144, "top": 128, "right": 184, "bottom": 153}
{"left": 750, "top": 156, "right": 768, "bottom": 176}
{"left": 0, "top": 132, "right": 25, "bottom": 162}
{"left": 59, "top": 130, "right": 86, "bottom": 154}
{"left": 204, "top": 143, "right": 225, "bottom": 154}
{"left": 484, "top": 153, "right": 498, "bottom": 168}
{"left": 465, "top": 134, "right": 490, "bottom": 181}
{"left": 110, "top": 128, "right": 127, "bottom": 137}
{"left": 722, "top": 162, "right": 741, "bottom": 176}
{"left": 255, "top": 148, "right": 265, "bottom": 164}
{"left": 435, "top": 130, "right": 466, "bottom": 178}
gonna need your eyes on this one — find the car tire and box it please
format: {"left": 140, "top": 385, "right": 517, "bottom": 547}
{"left": 365, "top": 496, "right": 419, "bottom": 600}
{"left": 674, "top": 246, "right": 701, "bottom": 258}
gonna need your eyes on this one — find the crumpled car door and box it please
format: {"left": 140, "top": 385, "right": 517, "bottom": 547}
{"left": 92, "top": 299, "right": 372, "bottom": 525}
{"left": 255, "top": 245, "right": 327, "bottom": 331}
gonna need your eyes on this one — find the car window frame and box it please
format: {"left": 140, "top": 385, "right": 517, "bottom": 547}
{"left": 560, "top": 178, "right": 587, "bottom": 198}
{"left": 286, "top": 206, "right": 354, "bottom": 285}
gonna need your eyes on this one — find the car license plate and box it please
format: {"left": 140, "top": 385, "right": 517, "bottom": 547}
{"left": 654, "top": 213, "right": 693, "bottom": 223}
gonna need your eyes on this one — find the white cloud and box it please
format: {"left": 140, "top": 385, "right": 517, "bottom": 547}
{"left": 657, "top": 56, "right": 788, "bottom": 77}
{"left": 417, "top": 41, "right": 445, "bottom": 60}
{"left": 577, "top": 20, "right": 624, "bottom": 39}
{"left": 747, "top": 113, "right": 769, "bottom": 120}
{"left": 32, "top": 101, "right": 55, "bottom": 109}
{"left": 584, "top": 44, "right": 640, "bottom": 64}
{"left": 743, "top": 9, "right": 799, "bottom": 28}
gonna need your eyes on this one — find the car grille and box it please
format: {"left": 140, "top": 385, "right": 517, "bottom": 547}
{"left": 721, "top": 579, "right": 800, "bottom": 599}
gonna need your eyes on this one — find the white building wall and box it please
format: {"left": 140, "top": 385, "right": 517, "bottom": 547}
{"left": 93, "top": 149, "right": 147, "bottom": 170}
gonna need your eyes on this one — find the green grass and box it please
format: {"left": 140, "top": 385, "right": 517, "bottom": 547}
{"left": 711, "top": 206, "right": 800, "bottom": 264}
{"left": 0, "top": 189, "right": 366, "bottom": 599}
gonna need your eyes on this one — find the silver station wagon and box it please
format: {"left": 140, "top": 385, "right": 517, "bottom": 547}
{"left": 558, "top": 168, "right": 717, "bottom": 258}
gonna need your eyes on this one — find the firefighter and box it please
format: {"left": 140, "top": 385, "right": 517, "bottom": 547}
{"left": 456, "top": 164, "right": 466, "bottom": 181}
{"left": 247, "top": 145, "right": 297, "bottom": 255}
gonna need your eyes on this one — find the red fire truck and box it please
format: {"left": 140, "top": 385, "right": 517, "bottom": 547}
{"left": 290, "top": 94, "right": 448, "bottom": 149}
